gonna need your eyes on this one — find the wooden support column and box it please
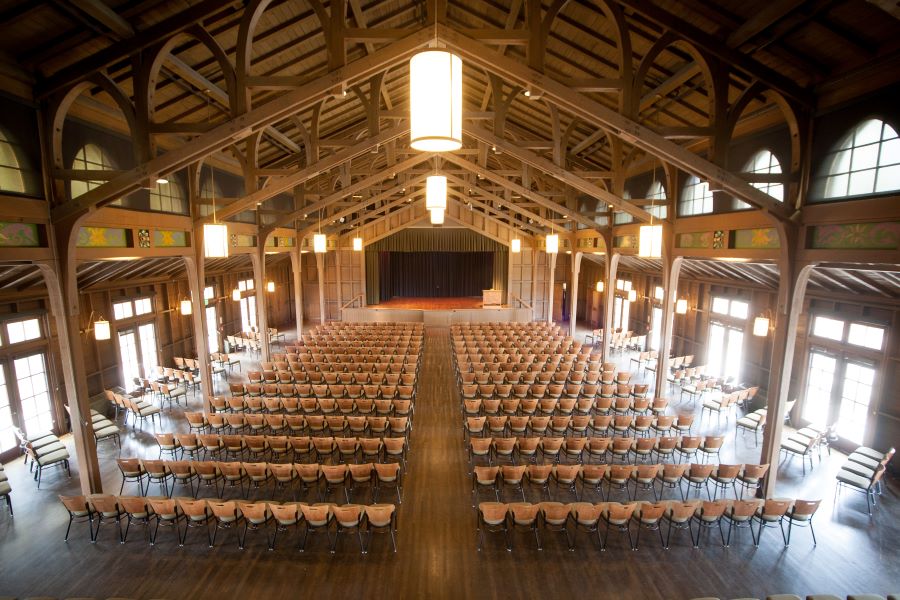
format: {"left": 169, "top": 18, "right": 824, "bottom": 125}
{"left": 316, "top": 252, "right": 326, "bottom": 324}
{"left": 531, "top": 251, "right": 538, "bottom": 321}
{"left": 602, "top": 252, "right": 620, "bottom": 364}
{"left": 655, "top": 253, "right": 684, "bottom": 397}
{"left": 289, "top": 246, "right": 304, "bottom": 340}
{"left": 41, "top": 220, "right": 102, "bottom": 494}
{"left": 569, "top": 251, "right": 582, "bottom": 337}
{"left": 760, "top": 258, "right": 814, "bottom": 496}
{"left": 547, "top": 252, "right": 557, "bottom": 323}
{"left": 183, "top": 254, "right": 213, "bottom": 414}
{"left": 250, "top": 250, "right": 270, "bottom": 361}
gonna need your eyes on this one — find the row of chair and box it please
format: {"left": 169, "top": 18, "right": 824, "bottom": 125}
{"left": 476, "top": 497, "right": 819, "bottom": 552}
{"left": 59, "top": 494, "right": 398, "bottom": 553}
{"left": 116, "top": 458, "right": 404, "bottom": 503}
{"left": 699, "top": 387, "right": 760, "bottom": 424}
{"left": 471, "top": 462, "right": 770, "bottom": 505}
{"left": 696, "top": 594, "right": 899, "bottom": 600}
{"left": 456, "top": 368, "right": 629, "bottom": 387}
{"left": 464, "top": 414, "right": 695, "bottom": 441}
{"left": 16, "top": 429, "right": 71, "bottom": 488}
{"left": 0, "top": 463, "right": 11, "bottom": 516}
{"left": 104, "top": 391, "right": 162, "bottom": 429}
{"left": 461, "top": 396, "right": 666, "bottom": 420}
{"left": 156, "top": 433, "right": 408, "bottom": 465}
{"left": 466, "top": 435, "right": 728, "bottom": 466}
{"left": 185, "top": 412, "right": 412, "bottom": 439}
{"left": 210, "top": 395, "right": 414, "bottom": 418}
{"left": 232, "top": 382, "right": 416, "bottom": 402}
{"left": 458, "top": 382, "right": 650, "bottom": 404}
{"left": 835, "top": 446, "right": 894, "bottom": 515}
{"left": 780, "top": 425, "right": 828, "bottom": 474}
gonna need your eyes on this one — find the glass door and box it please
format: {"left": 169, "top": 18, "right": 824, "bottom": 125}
{"left": 206, "top": 305, "right": 219, "bottom": 352}
{"left": 803, "top": 350, "right": 837, "bottom": 423}
{"left": 13, "top": 353, "right": 54, "bottom": 438}
{"left": 836, "top": 361, "right": 875, "bottom": 444}
{"left": 138, "top": 323, "right": 158, "bottom": 378}
{"left": 707, "top": 323, "right": 744, "bottom": 382}
{"left": 0, "top": 365, "right": 16, "bottom": 455}
{"left": 118, "top": 330, "right": 141, "bottom": 387}
{"left": 649, "top": 307, "right": 662, "bottom": 351}
{"left": 240, "top": 295, "right": 257, "bottom": 332}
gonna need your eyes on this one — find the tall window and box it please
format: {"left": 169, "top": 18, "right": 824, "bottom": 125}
{"left": 118, "top": 330, "right": 141, "bottom": 386}
{"left": 138, "top": 323, "right": 158, "bottom": 381}
{"left": 206, "top": 305, "right": 219, "bottom": 352}
{"left": 150, "top": 179, "right": 187, "bottom": 214}
{"left": 0, "top": 367, "right": 14, "bottom": 454}
{"left": 0, "top": 128, "right": 26, "bottom": 194}
{"left": 14, "top": 353, "right": 53, "bottom": 438}
{"left": 679, "top": 175, "right": 713, "bottom": 216}
{"left": 742, "top": 149, "right": 784, "bottom": 204}
{"left": 646, "top": 180, "right": 668, "bottom": 220}
{"left": 199, "top": 175, "right": 225, "bottom": 218}
{"left": 803, "top": 314, "right": 885, "bottom": 444}
{"left": 71, "top": 144, "right": 116, "bottom": 199}
{"left": 707, "top": 296, "right": 749, "bottom": 381}
{"left": 649, "top": 306, "right": 663, "bottom": 351}
{"left": 819, "top": 119, "right": 900, "bottom": 199}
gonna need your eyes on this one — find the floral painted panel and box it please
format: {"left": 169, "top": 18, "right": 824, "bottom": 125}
{"left": 76, "top": 227, "right": 127, "bottom": 247}
{"left": 614, "top": 235, "right": 637, "bottom": 250}
{"left": 0, "top": 222, "right": 40, "bottom": 247}
{"left": 810, "top": 222, "right": 899, "bottom": 250}
{"left": 234, "top": 234, "right": 256, "bottom": 247}
{"left": 277, "top": 236, "right": 295, "bottom": 247}
{"left": 677, "top": 231, "right": 712, "bottom": 249}
{"left": 733, "top": 228, "right": 780, "bottom": 249}
{"left": 153, "top": 230, "right": 187, "bottom": 247}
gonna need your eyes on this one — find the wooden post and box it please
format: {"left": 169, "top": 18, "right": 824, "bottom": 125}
{"left": 602, "top": 252, "right": 620, "bottom": 364}
{"left": 250, "top": 250, "right": 270, "bottom": 361}
{"left": 183, "top": 254, "right": 213, "bottom": 414}
{"left": 655, "top": 253, "right": 684, "bottom": 397}
{"left": 569, "top": 251, "right": 582, "bottom": 337}
{"left": 316, "top": 252, "right": 326, "bottom": 324}
{"left": 290, "top": 245, "right": 304, "bottom": 340}
{"left": 547, "top": 251, "right": 557, "bottom": 323}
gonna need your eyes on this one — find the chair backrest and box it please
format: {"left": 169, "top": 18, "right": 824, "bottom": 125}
{"left": 730, "top": 499, "right": 760, "bottom": 518}
{"left": 761, "top": 499, "right": 791, "bottom": 518}
{"left": 638, "top": 502, "right": 666, "bottom": 522}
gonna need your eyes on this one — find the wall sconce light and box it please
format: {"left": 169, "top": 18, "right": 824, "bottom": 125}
{"left": 232, "top": 288, "right": 241, "bottom": 302}
{"left": 753, "top": 312, "right": 773, "bottom": 337}
{"left": 266, "top": 281, "right": 275, "bottom": 293}
{"left": 93, "top": 318, "right": 110, "bottom": 340}
{"left": 180, "top": 299, "right": 192, "bottom": 315}
{"left": 595, "top": 281, "right": 604, "bottom": 292}
{"left": 675, "top": 298, "right": 688, "bottom": 314}
{"left": 627, "top": 289, "right": 637, "bottom": 302}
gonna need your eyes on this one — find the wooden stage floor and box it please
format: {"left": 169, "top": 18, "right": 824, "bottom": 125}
{"left": 0, "top": 327, "right": 897, "bottom": 599}
{"left": 375, "top": 296, "right": 485, "bottom": 310}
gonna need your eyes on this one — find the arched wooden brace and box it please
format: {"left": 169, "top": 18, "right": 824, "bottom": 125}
{"left": 655, "top": 252, "right": 682, "bottom": 397}
{"left": 249, "top": 249, "right": 271, "bottom": 362}
{"left": 569, "top": 250, "right": 582, "bottom": 337}
{"left": 488, "top": 72, "right": 523, "bottom": 137}
{"left": 350, "top": 72, "right": 385, "bottom": 136}
{"left": 289, "top": 245, "right": 304, "bottom": 341}
{"left": 591, "top": 0, "right": 633, "bottom": 113}
{"left": 601, "top": 250, "right": 619, "bottom": 364}
{"left": 524, "top": 0, "right": 572, "bottom": 72}
{"left": 182, "top": 253, "right": 214, "bottom": 415}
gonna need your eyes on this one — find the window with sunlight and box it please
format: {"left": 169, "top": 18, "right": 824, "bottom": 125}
{"left": 71, "top": 144, "right": 116, "bottom": 199}
{"left": 6, "top": 318, "right": 41, "bottom": 344}
{"left": 679, "top": 175, "right": 713, "bottom": 216}
{"left": 0, "top": 128, "right": 26, "bottom": 194}
{"left": 646, "top": 180, "right": 668, "bottom": 220}
{"left": 820, "top": 119, "right": 900, "bottom": 199}
{"left": 150, "top": 179, "right": 187, "bottom": 214}
{"left": 742, "top": 149, "right": 784, "bottom": 204}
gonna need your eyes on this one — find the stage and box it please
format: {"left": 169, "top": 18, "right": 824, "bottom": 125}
{"left": 342, "top": 296, "right": 532, "bottom": 325}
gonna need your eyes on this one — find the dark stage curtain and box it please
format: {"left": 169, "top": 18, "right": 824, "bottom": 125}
{"left": 378, "top": 251, "right": 494, "bottom": 299}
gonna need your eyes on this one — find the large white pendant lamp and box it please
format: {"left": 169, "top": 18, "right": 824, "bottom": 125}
{"left": 545, "top": 234, "right": 559, "bottom": 254}
{"left": 203, "top": 223, "right": 229, "bottom": 258}
{"left": 313, "top": 233, "right": 327, "bottom": 253}
{"left": 409, "top": 51, "right": 462, "bottom": 152}
{"left": 638, "top": 224, "right": 663, "bottom": 258}
{"left": 93, "top": 318, "right": 110, "bottom": 341}
{"left": 430, "top": 208, "right": 445, "bottom": 225}
{"left": 510, "top": 238, "right": 521, "bottom": 253}
{"left": 425, "top": 175, "right": 447, "bottom": 211}
{"left": 353, "top": 237, "right": 363, "bottom": 251}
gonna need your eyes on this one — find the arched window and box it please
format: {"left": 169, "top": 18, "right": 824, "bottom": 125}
{"left": 821, "top": 119, "right": 900, "bottom": 199}
{"left": 0, "top": 129, "right": 26, "bottom": 194}
{"left": 743, "top": 149, "right": 784, "bottom": 202}
{"left": 149, "top": 180, "right": 187, "bottom": 214}
{"left": 679, "top": 175, "right": 713, "bottom": 216}
{"left": 646, "top": 180, "right": 667, "bottom": 220}
{"left": 71, "top": 143, "right": 116, "bottom": 199}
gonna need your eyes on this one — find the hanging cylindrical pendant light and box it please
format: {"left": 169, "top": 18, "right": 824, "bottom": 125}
{"left": 313, "top": 233, "right": 327, "bottom": 253}
{"left": 409, "top": 51, "right": 462, "bottom": 152}
{"left": 430, "top": 208, "right": 445, "bottom": 225}
{"left": 203, "top": 223, "right": 229, "bottom": 258}
{"left": 638, "top": 224, "right": 663, "bottom": 258}
{"left": 425, "top": 175, "right": 447, "bottom": 211}
{"left": 545, "top": 234, "right": 559, "bottom": 254}
{"left": 93, "top": 318, "right": 110, "bottom": 341}
{"left": 180, "top": 299, "right": 192, "bottom": 315}
{"left": 353, "top": 237, "right": 363, "bottom": 251}
{"left": 511, "top": 238, "right": 521, "bottom": 253}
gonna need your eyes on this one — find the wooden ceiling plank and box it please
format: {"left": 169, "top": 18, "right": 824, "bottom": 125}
{"left": 66, "top": 0, "right": 135, "bottom": 40}
{"left": 727, "top": 0, "right": 808, "bottom": 48}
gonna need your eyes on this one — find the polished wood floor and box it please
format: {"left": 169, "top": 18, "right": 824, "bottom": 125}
{"left": 0, "top": 326, "right": 897, "bottom": 600}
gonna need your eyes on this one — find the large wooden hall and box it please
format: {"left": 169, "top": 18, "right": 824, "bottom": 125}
{"left": 0, "top": 1, "right": 897, "bottom": 599}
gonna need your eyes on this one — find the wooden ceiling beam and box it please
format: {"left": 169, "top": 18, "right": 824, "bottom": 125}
{"left": 37, "top": 0, "right": 241, "bottom": 98}
{"left": 51, "top": 28, "right": 432, "bottom": 221}
{"left": 64, "top": 0, "right": 135, "bottom": 40}
{"left": 727, "top": 0, "right": 808, "bottom": 49}
{"left": 440, "top": 27, "right": 795, "bottom": 222}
